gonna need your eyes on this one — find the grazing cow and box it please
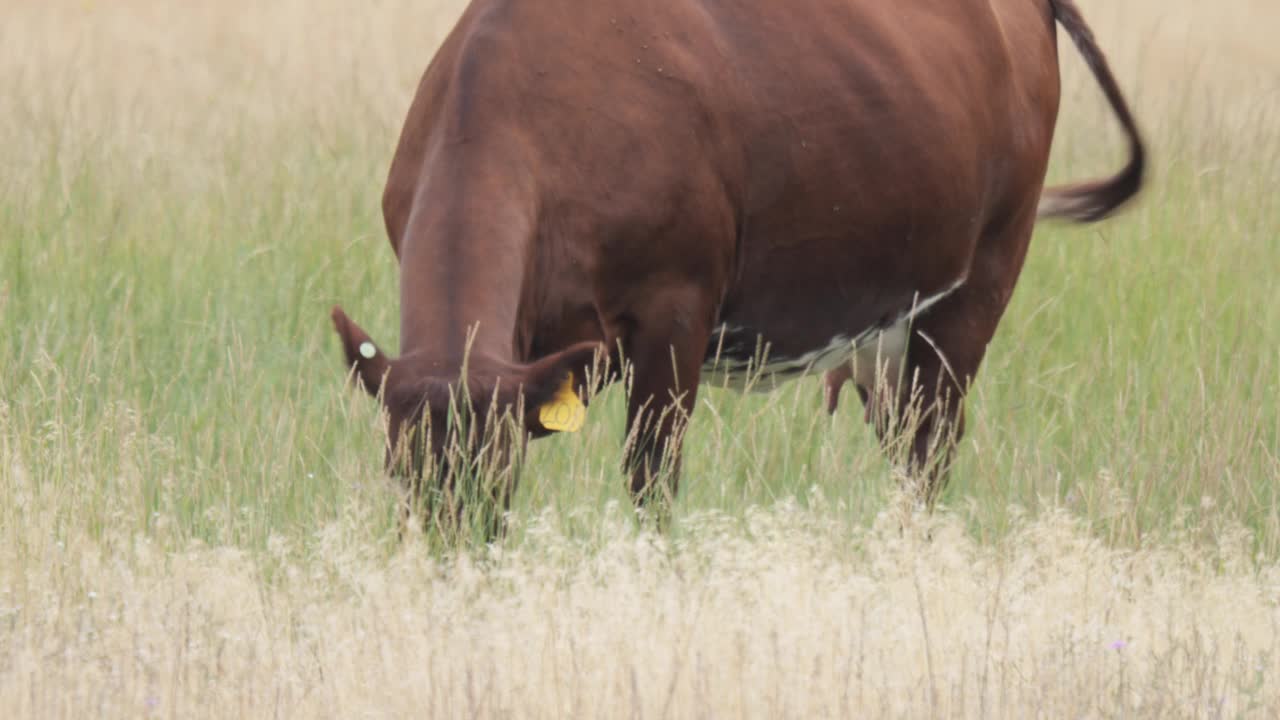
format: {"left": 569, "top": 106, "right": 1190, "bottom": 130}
{"left": 332, "top": 0, "right": 1143, "bottom": 524}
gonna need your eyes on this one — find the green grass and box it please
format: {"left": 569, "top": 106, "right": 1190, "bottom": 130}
{"left": 2, "top": 3, "right": 1278, "bottom": 563}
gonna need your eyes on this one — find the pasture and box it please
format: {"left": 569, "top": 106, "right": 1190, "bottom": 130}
{"left": 2, "top": 0, "right": 1278, "bottom": 716}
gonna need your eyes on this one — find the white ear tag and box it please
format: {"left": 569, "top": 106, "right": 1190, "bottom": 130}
{"left": 359, "top": 342, "right": 377, "bottom": 360}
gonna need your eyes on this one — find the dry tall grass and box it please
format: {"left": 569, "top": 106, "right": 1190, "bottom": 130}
{"left": 2, "top": 0, "right": 1279, "bottom": 717}
{"left": 4, "top": 503, "right": 1279, "bottom": 718}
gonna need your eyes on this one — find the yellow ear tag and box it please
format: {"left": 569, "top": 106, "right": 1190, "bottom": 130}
{"left": 538, "top": 372, "right": 586, "bottom": 433}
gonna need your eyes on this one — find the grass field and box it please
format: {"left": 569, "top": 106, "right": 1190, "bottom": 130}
{"left": 2, "top": 0, "right": 1279, "bottom": 716}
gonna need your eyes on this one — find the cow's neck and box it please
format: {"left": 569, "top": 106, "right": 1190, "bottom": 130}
{"left": 396, "top": 160, "right": 535, "bottom": 380}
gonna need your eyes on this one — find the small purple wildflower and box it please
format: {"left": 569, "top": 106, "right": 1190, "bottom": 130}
{"left": 1109, "top": 640, "right": 1128, "bottom": 651}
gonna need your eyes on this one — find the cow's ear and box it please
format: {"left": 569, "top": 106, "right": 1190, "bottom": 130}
{"left": 331, "top": 306, "right": 392, "bottom": 397}
{"left": 519, "top": 342, "right": 607, "bottom": 435}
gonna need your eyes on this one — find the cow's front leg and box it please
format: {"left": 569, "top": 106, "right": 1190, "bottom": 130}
{"left": 620, "top": 287, "right": 714, "bottom": 518}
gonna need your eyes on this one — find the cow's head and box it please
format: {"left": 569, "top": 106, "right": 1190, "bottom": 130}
{"left": 330, "top": 306, "right": 603, "bottom": 487}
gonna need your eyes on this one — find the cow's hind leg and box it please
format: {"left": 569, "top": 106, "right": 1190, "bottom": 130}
{"left": 872, "top": 208, "right": 1038, "bottom": 507}
{"left": 619, "top": 286, "right": 714, "bottom": 520}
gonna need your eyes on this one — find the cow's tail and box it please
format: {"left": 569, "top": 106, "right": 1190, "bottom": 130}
{"left": 1038, "top": 0, "right": 1145, "bottom": 222}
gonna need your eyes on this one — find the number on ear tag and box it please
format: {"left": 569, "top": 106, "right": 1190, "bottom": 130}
{"left": 538, "top": 372, "right": 586, "bottom": 433}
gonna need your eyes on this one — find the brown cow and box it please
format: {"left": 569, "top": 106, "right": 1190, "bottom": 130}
{"left": 332, "top": 0, "right": 1143, "bottom": 526}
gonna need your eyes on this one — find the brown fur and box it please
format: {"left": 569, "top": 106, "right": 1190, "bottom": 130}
{"left": 333, "top": 0, "right": 1145, "bottom": 520}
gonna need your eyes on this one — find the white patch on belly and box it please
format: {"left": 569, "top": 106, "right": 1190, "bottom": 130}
{"left": 702, "top": 277, "right": 966, "bottom": 391}
{"left": 851, "top": 321, "right": 909, "bottom": 394}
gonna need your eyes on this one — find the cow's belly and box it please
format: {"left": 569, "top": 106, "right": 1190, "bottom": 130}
{"left": 700, "top": 278, "right": 964, "bottom": 391}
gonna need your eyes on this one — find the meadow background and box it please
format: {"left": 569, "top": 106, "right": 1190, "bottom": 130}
{"left": 1, "top": 0, "right": 1278, "bottom": 716}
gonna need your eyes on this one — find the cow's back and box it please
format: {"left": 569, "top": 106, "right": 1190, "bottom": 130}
{"left": 383, "top": 0, "right": 1066, "bottom": 360}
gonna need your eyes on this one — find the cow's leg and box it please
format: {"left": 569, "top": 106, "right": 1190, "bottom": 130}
{"left": 842, "top": 323, "right": 914, "bottom": 429}
{"left": 621, "top": 287, "right": 714, "bottom": 517}
{"left": 824, "top": 364, "right": 855, "bottom": 415}
{"left": 872, "top": 211, "right": 1038, "bottom": 507}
